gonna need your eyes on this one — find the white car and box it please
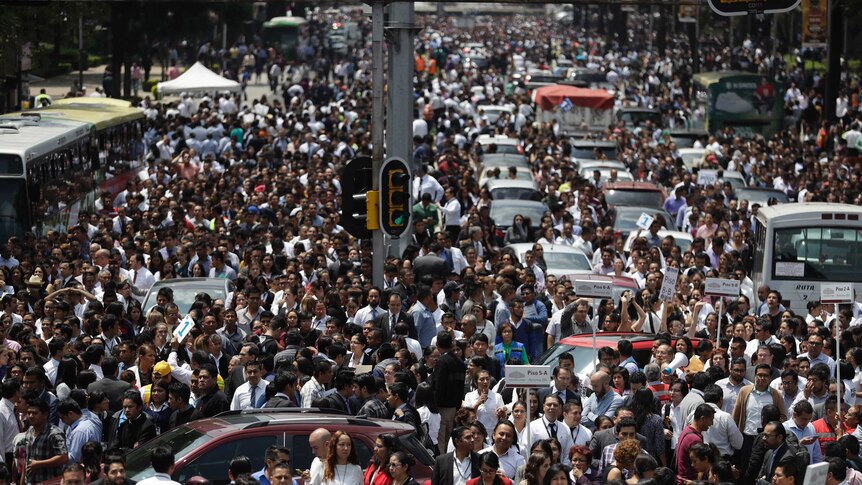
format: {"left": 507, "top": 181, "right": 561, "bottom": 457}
{"left": 476, "top": 134, "right": 522, "bottom": 155}
{"left": 479, "top": 166, "right": 533, "bottom": 187}
{"left": 679, "top": 148, "right": 706, "bottom": 170}
{"left": 505, "top": 243, "right": 593, "bottom": 278}
{"left": 623, "top": 229, "right": 693, "bottom": 254}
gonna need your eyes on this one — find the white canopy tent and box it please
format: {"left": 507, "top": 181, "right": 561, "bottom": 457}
{"left": 157, "top": 62, "right": 241, "bottom": 95}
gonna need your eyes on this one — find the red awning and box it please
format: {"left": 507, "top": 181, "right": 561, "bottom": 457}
{"left": 532, "top": 84, "right": 614, "bottom": 111}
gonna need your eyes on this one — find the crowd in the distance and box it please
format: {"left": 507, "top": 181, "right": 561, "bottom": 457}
{"left": 6, "top": 5, "right": 862, "bottom": 485}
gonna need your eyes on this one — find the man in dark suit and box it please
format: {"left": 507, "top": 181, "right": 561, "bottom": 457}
{"left": 191, "top": 363, "right": 230, "bottom": 419}
{"left": 376, "top": 293, "right": 417, "bottom": 340}
{"left": 431, "top": 426, "right": 481, "bottom": 485}
{"left": 537, "top": 366, "right": 579, "bottom": 406}
{"left": 388, "top": 382, "right": 422, "bottom": 433}
{"left": 87, "top": 356, "right": 131, "bottom": 413}
{"left": 324, "top": 371, "right": 356, "bottom": 415}
{"left": 756, "top": 421, "right": 806, "bottom": 484}
{"left": 413, "top": 243, "right": 450, "bottom": 281}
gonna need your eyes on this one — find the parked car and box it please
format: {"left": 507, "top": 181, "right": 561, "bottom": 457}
{"left": 534, "top": 332, "right": 702, "bottom": 381}
{"left": 669, "top": 129, "right": 709, "bottom": 148}
{"left": 489, "top": 200, "right": 549, "bottom": 231}
{"left": 611, "top": 206, "right": 675, "bottom": 240}
{"left": 678, "top": 148, "right": 706, "bottom": 170}
{"left": 505, "top": 243, "right": 592, "bottom": 277}
{"left": 487, "top": 179, "right": 542, "bottom": 201}
{"left": 142, "top": 277, "right": 236, "bottom": 314}
{"left": 569, "top": 139, "right": 619, "bottom": 160}
{"left": 695, "top": 169, "right": 747, "bottom": 190}
{"left": 477, "top": 135, "right": 523, "bottom": 155}
{"left": 602, "top": 181, "right": 666, "bottom": 208}
{"left": 479, "top": 166, "right": 533, "bottom": 187}
{"left": 124, "top": 410, "right": 434, "bottom": 485}
{"left": 734, "top": 187, "right": 790, "bottom": 206}
{"left": 615, "top": 107, "right": 662, "bottom": 128}
{"left": 624, "top": 229, "right": 693, "bottom": 254}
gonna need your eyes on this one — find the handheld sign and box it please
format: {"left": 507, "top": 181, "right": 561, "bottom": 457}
{"left": 801, "top": 462, "right": 828, "bottom": 485}
{"left": 821, "top": 283, "right": 853, "bottom": 304}
{"left": 173, "top": 314, "right": 195, "bottom": 344}
{"left": 704, "top": 277, "right": 740, "bottom": 297}
{"left": 659, "top": 267, "right": 679, "bottom": 302}
{"left": 575, "top": 280, "right": 614, "bottom": 299}
{"left": 506, "top": 365, "right": 553, "bottom": 388}
{"left": 636, "top": 213, "right": 655, "bottom": 230}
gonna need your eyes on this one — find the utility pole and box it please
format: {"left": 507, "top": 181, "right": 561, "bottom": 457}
{"left": 385, "top": 1, "right": 416, "bottom": 259}
{"left": 824, "top": 0, "right": 842, "bottom": 123}
{"left": 371, "top": 0, "right": 385, "bottom": 288}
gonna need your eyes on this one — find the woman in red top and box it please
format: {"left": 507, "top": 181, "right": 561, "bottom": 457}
{"left": 363, "top": 434, "right": 396, "bottom": 485}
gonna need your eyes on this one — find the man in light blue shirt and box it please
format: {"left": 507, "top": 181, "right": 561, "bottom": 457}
{"left": 412, "top": 286, "right": 438, "bottom": 349}
{"left": 581, "top": 371, "right": 622, "bottom": 431}
{"left": 783, "top": 400, "right": 822, "bottom": 464}
{"left": 58, "top": 398, "right": 101, "bottom": 464}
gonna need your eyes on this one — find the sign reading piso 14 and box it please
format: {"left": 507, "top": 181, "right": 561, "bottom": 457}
{"left": 506, "top": 365, "right": 552, "bottom": 388}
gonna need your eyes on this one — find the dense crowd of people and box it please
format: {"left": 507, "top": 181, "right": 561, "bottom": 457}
{"left": 7, "top": 5, "right": 862, "bottom": 485}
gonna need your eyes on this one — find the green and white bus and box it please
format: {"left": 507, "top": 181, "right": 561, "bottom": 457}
{"left": 691, "top": 71, "right": 785, "bottom": 139}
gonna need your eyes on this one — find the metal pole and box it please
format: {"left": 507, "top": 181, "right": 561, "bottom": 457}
{"left": 79, "top": 14, "right": 84, "bottom": 91}
{"left": 371, "top": 0, "right": 385, "bottom": 289}
{"left": 525, "top": 389, "right": 531, "bottom": 456}
{"left": 717, "top": 298, "right": 723, "bottom": 348}
{"left": 385, "top": 1, "right": 416, "bottom": 258}
{"left": 825, "top": 0, "right": 842, "bottom": 123}
{"left": 223, "top": 23, "right": 228, "bottom": 52}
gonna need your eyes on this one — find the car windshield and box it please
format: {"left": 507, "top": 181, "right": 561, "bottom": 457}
{"left": 604, "top": 189, "right": 662, "bottom": 208}
{"left": 126, "top": 427, "right": 209, "bottom": 481}
{"left": 490, "top": 204, "right": 547, "bottom": 228}
{"left": 542, "top": 252, "right": 591, "bottom": 273}
{"left": 143, "top": 284, "right": 228, "bottom": 314}
{"left": 735, "top": 189, "right": 789, "bottom": 205}
{"left": 535, "top": 340, "right": 652, "bottom": 376}
{"left": 571, "top": 145, "right": 617, "bottom": 159}
{"left": 490, "top": 187, "right": 540, "bottom": 201}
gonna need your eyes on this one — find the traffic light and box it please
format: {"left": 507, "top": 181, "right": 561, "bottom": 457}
{"left": 340, "top": 156, "right": 373, "bottom": 239}
{"left": 379, "top": 157, "right": 411, "bottom": 237}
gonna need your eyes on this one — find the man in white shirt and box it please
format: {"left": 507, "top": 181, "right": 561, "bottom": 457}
{"left": 308, "top": 428, "right": 332, "bottom": 485}
{"left": 230, "top": 360, "right": 269, "bottom": 410}
{"left": 43, "top": 339, "right": 64, "bottom": 387}
{"left": 354, "top": 287, "right": 385, "bottom": 327}
{"left": 702, "top": 384, "right": 743, "bottom": 459}
{"left": 562, "top": 401, "right": 592, "bottom": 447}
{"left": 479, "top": 420, "right": 526, "bottom": 479}
{"left": 0, "top": 379, "right": 20, "bottom": 461}
{"left": 529, "top": 395, "right": 574, "bottom": 465}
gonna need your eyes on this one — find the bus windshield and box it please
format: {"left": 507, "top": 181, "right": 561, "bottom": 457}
{"left": 772, "top": 226, "right": 862, "bottom": 282}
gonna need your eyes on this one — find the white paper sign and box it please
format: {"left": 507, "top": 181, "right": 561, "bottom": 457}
{"left": 704, "top": 277, "right": 740, "bottom": 297}
{"left": 696, "top": 171, "right": 717, "bottom": 186}
{"left": 506, "top": 365, "right": 553, "bottom": 388}
{"left": 659, "top": 267, "right": 679, "bottom": 302}
{"left": 821, "top": 282, "right": 853, "bottom": 304}
{"left": 575, "top": 280, "right": 614, "bottom": 299}
{"left": 775, "top": 262, "right": 806, "bottom": 277}
{"left": 636, "top": 213, "right": 655, "bottom": 230}
{"left": 173, "top": 315, "right": 195, "bottom": 343}
{"left": 802, "top": 462, "right": 828, "bottom": 485}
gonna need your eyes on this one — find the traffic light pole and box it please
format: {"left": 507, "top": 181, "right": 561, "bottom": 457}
{"left": 371, "top": 0, "right": 385, "bottom": 289}
{"left": 385, "top": 1, "right": 416, "bottom": 259}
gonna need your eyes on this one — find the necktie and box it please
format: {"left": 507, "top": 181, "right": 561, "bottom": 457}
{"left": 371, "top": 307, "right": 378, "bottom": 320}
{"left": 250, "top": 385, "right": 257, "bottom": 408}
{"left": 391, "top": 314, "right": 396, "bottom": 331}
{"left": 132, "top": 270, "right": 137, "bottom": 284}
{"left": 548, "top": 422, "right": 557, "bottom": 438}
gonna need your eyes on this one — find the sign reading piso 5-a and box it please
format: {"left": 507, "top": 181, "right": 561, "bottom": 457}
{"left": 574, "top": 280, "right": 614, "bottom": 299}
{"left": 506, "top": 365, "right": 553, "bottom": 388}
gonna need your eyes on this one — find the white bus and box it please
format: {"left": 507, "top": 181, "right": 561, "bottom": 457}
{"left": 753, "top": 203, "right": 862, "bottom": 314}
{"left": 0, "top": 114, "right": 92, "bottom": 241}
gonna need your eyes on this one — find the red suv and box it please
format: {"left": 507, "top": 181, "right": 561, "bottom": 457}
{"left": 123, "top": 409, "right": 434, "bottom": 485}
